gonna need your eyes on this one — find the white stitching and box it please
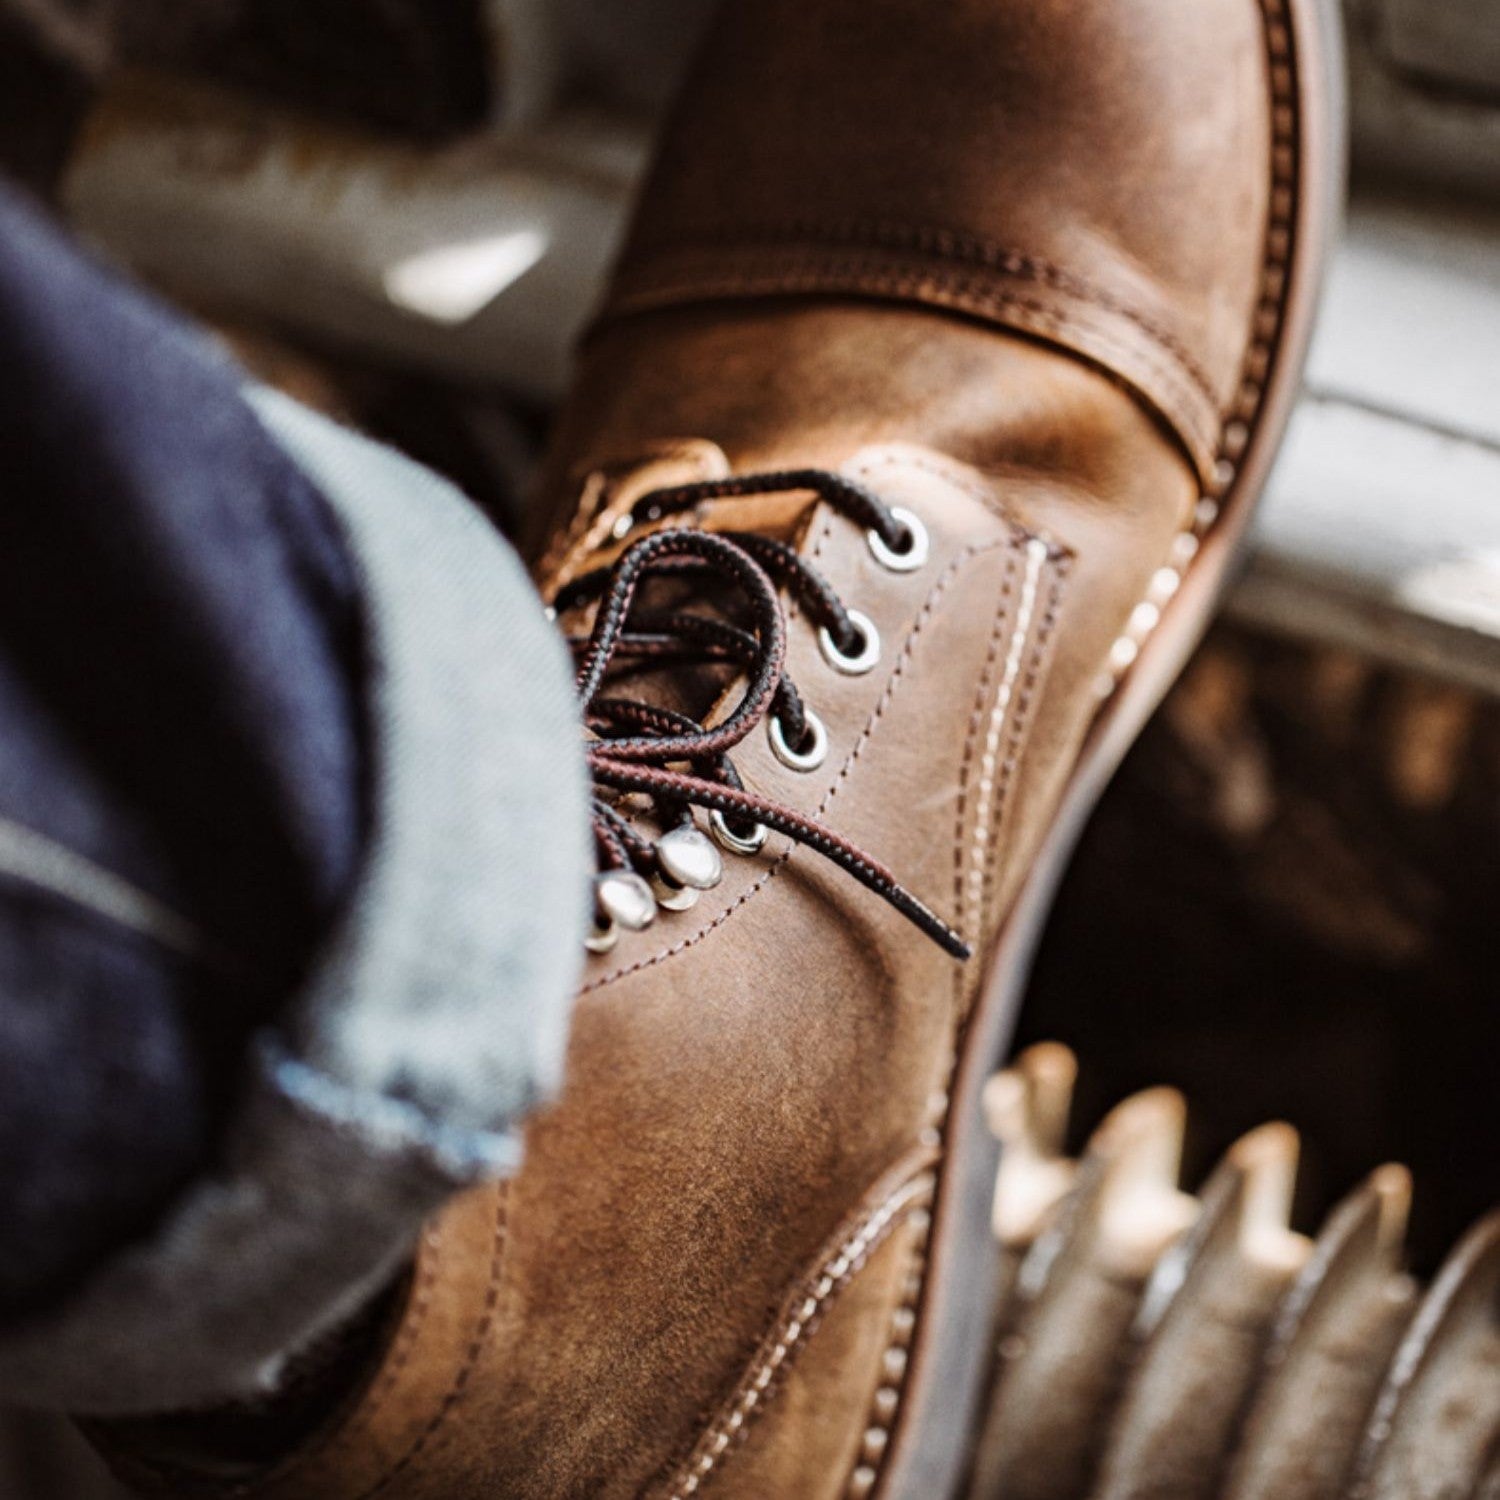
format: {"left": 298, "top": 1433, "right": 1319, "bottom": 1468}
{"left": 1095, "top": 0, "right": 1301, "bottom": 698}
{"left": 835, "top": 11, "right": 1307, "bottom": 1484}
{"left": 580, "top": 530, "right": 1029, "bottom": 994}
{"left": 660, "top": 1174, "right": 936, "bottom": 1500}
{"left": 964, "top": 538, "right": 1050, "bottom": 937}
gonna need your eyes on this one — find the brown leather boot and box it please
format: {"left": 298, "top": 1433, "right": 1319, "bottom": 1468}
{"left": 105, "top": 0, "right": 1339, "bottom": 1497}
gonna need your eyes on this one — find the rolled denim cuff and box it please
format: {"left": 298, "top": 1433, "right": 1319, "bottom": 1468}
{"left": 0, "top": 391, "right": 589, "bottom": 1414}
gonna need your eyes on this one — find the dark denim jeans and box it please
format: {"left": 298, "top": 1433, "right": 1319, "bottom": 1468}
{"left": 0, "top": 184, "right": 588, "bottom": 1413}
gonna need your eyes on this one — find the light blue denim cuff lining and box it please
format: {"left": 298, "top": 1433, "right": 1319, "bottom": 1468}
{"left": 260, "top": 1043, "right": 525, "bottom": 1181}
{"left": 254, "top": 388, "right": 589, "bottom": 1145}
{"left": 0, "top": 391, "right": 588, "bottom": 1414}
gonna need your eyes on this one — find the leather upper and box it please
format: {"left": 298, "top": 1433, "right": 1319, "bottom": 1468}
{"left": 147, "top": 426, "right": 1185, "bottom": 1500}
{"left": 105, "top": 0, "right": 1298, "bottom": 1496}
{"left": 600, "top": 0, "right": 1274, "bottom": 488}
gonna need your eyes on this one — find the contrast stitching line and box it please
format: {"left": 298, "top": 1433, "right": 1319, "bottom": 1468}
{"left": 848, "top": 450, "right": 1039, "bottom": 532}
{"left": 843, "top": 1231, "right": 926, "bottom": 1500}
{"left": 952, "top": 557, "right": 1021, "bottom": 943}
{"left": 1094, "top": 0, "right": 1302, "bottom": 695}
{"left": 609, "top": 262, "right": 1218, "bottom": 465}
{"left": 836, "top": 555, "right": 1069, "bottom": 1500}
{"left": 964, "top": 538, "right": 1050, "bottom": 936}
{"left": 341, "top": 1226, "right": 444, "bottom": 1439}
{"left": 623, "top": 219, "right": 1221, "bottom": 409}
{"left": 119, "top": 1202, "right": 496, "bottom": 1500}
{"left": 581, "top": 532, "right": 1020, "bottom": 996}
{"left": 858, "top": 440, "right": 1077, "bottom": 1001}
{"left": 211, "top": 1227, "right": 449, "bottom": 1495}
{"left": 353, "top": 1187, "right": 509, "bottom": 1500}
{"left": 982, "top": 562, "right": 1069, "bottom": 917}
{"left": 854, "top": 453, "right": 1074, "bottom": 937}
{"left": 659, "top": 1175, "right": 936, "bottom": 1500}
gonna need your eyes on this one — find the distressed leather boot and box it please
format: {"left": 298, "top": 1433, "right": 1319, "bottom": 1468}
{"left": 104, "top": 0, "right": 1339, "bottom": 1496}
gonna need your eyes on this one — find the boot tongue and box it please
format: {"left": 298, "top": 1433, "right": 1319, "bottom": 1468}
{"left": 544, "top": 439, "right": 825, "bottom": 739}
{"left": 539, "top": 438, "right": 822, "bottom": 597}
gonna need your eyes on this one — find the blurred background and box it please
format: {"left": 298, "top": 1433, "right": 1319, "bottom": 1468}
{"left": 0, "top": 0, "right": 1495, "bottom": 1492}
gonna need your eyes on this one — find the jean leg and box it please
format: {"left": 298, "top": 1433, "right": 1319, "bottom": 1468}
{"left": 0, "top": 185, "right": 589, "bottom": 1413}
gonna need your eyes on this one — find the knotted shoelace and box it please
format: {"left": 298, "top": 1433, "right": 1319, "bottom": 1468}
{"left": 554, "top": 470, "right": 970, "bottom": 960}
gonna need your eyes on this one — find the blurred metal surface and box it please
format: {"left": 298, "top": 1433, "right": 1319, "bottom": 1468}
{"left": 1237, "top": 189, "right": 1500, "bottom": 698}
{"left": 1351, "top": 1214, "right": 1500, "bottom": 1500}
{"left": 1223, "top": 1168, "right": 1417, "bottom": 1500}
{"left": 65, "top": 77, "right": 645, "bottom": 402}
{"left": 972, "top": 1079, "right": 1193, "bottom": 1500}
{"left": 1346, "top": 0, "right": 1500, "bottom": 200}
{"left": 1378, "top": 0, "right": 1500, "bottom": 99}
{"left": 968, "top": 1044, "right": 1499, "bottom": 1500}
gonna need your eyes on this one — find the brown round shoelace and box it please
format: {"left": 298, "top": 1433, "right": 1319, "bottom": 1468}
{"left": 553, "top": 470, "right": 970, "bottom": 960}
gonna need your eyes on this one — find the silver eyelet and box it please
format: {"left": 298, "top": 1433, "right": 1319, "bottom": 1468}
{"left": 597, "top": 870, "right": 657, "bottom": 927}
{"left": 653, "top": 877, "right": 700, "bottom": 912}
{"left": 769, "top": 707, "right": 829, "bottom": 772}
{"left": 818, "top": 609, "right": 881, "bottom": 676}
{"left": 586, "top": 870, "right": 659, "bottom": 954}
{"left": 651, "top": 824, "right": 724, "bottom": 910}
{"left": 709, "top": 809, "right": 770, "bottom": 856}
{"left": 867, "top": 507, "right": 928, "bottom": 572}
